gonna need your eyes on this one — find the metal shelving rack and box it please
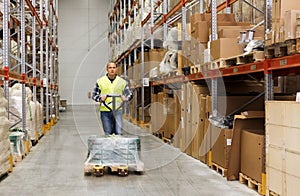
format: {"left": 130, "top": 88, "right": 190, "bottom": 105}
{"left": 108, "top": 0, "right": 296, "bottom": 126}
{"left": 0, "top": 0, "right": 59, "bottom": 139}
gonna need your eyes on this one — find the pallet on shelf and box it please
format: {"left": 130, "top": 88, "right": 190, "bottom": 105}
{"left": 265, "top": 38, "right": 300, "bottom": 59}
{"left": 190, "top": 65, "right": 200, "bottom": 74}
{"left": 212, "top": 51, "right": 265, "bottom": 69}
{"left": 198, "top": 62, "right": 217, "bottom": 72}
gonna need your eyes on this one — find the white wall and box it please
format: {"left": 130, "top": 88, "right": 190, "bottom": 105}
{"left": 58, "top": 0, "right": 110, "bottom": 105}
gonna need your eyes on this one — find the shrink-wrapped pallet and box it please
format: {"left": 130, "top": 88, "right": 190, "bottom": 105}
{"left": 26, "top": 100, "right": 37, "bottom": 140}
{"left": 35, "top": 101, "right": 43, "bottom": 134}
{"left": 0, "top": 87, "right": 11, "bottom": 175}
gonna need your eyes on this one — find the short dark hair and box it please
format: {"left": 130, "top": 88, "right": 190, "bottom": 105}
{"left": 107, "top": 62, "right": 116, "bottom": 68}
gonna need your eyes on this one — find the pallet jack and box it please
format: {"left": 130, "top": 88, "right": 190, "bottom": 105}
{"left": 84, "top": 94, "right": 144, "bottom": 177}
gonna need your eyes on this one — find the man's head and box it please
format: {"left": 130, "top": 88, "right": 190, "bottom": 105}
{"left": 106, "top": 62, "right": 117, "bottom": 79}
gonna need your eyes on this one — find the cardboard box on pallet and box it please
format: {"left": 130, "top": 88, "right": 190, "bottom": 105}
{"left": 266, "top": 101, "right": 300, "bottom": 195}
{"left": 190, "top": 49, "right": 203, "bottom": 65}
{"left": 217, "top": 25, "right": 264, "bottom": 39}
{"left": 272, "top": 0, "right": 300, "bottom": 43}
{"left": 200, "top": 95, "right": 212, "bottom": 164}
{"left": 138, "top": 107, "right": 151, "bottom": 123}
{"left": 185, "top": 83, "right": 193, "bottom": 156}
{"left": 182, "top": 40, "right": 192, "bottom": 57}
{"left": 149, "top": 48, "right": 166, "bottom": 62}
{"left": 198, "top": 95, "right": 207, "bottom": 163}
{"left": 182, "top": 55, "right": 194, "bottom": 68}
{"left": 173, "top": 89, "right": 182, "bottom": 148}
{"left": 240, "top": 129, "right": 265, "bottom": 183}
{"left": 178, "top": 23, "right": 191, "bottom": 40}
{"left": 227, "top": 111, "right": 265, "bottom": 181}
{"left": 191, "top": 13, "right": 236, "bottom": 26}
{"left": 210, "top": 38, "right": 243, "bottom": 60}
{"left": 187, "top": 84, "right": 205, "bottom": 158}
{"left": 212, "top": 127, "right": 233, "bottom": 169}
{"left": 189, "top": 85, "right": 209, "bottom": 159}
{"left": 191, "top": 21, "right": 210, "bottom": 43}
{"left": 189, "top": 42, "right": 206, "bottom": 65}
{"left": 180, "top": 84, "right": 187, "bottom": 152}
{"left": 284, "top": 10, "right": 300, "bottom": 41}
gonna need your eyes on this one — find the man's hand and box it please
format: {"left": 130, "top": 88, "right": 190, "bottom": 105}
{"left": 121, "top": 95, "right": 127, "bottom": 101}
{"left": 101, "top": 95, "right": 107, "bottom": 102}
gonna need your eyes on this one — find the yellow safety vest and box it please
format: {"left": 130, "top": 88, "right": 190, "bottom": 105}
{"left": 97, "top": 75, "right": 127, "bottom": 111}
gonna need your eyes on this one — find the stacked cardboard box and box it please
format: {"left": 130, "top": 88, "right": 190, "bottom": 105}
{"left": 212, "top": 127, "right": 233, "bottom": 169}
{"left": 205, "top": 96, "right": 264, "bottom": 168}
{"left": 190, "top": 13, "right": 257, "bottom": 63}
{"left": 227, "top": 111, "right": 265, "bottom": 181}
{"left": 265, "top": 101, "right": 300, "bottom": 195}
{"left": 297, "top": 13, "right": 300, "bottom": 38}
{"left": 271, "top": 0, "right": 300, "bottom": 44}
{"left": 284, "top": 10, "right": 300, "bottom": 41}
{"left": 240, "top": 129, "right": 265, "bottom": 183}
{"left": 150, "top": 91, "right": 179, "bottom": 139}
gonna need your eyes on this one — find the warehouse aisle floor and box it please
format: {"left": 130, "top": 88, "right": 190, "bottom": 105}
{"left": 0, "top": 105, "right": 259, "bottom": 196}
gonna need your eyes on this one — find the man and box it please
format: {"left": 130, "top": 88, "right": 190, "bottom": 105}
{"left": 92, "top": 62, "right": 132, "bottom": 135}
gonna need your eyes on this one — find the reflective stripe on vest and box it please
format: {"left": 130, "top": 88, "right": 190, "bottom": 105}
{"left": 97, "top": 76, "right": 126, "bottom": 111}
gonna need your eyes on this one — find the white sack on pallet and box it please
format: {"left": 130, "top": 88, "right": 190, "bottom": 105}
{"left": 10, "top": 83, "right": 22, "bottom": 97}
{"left": 35, "top": 101, "right": 43, "bottom": 133}
{"left": 9, "top": 96, "right": 24, "bottom": 129}
{"left": 0, "top": 107, "right": 7, "bottom": 117}
{"left": 26, "top": 100, "right": 37, "bottom": 140}
{"left": 0, "top": 97, "right": 7, "bottom": 108}
{"left": 159, "top": 49, "right": 178, "bottom": 75}
{"left": 26, "top": 87, "right": 33, "bottom": 101}
{"left": 0, "top": 116, "right": 10, "bottom": 139}
{"left": 163, "top": 27, "right": 179, "bottom": 50}
{"left": 0, "top": 114, "right": 11, "bottom": 175}
{"left": 149, "top": 67, "right": 159, "bottom": 78}
{"left": 0, "top": 86, "right": 4, "bottom": 97}
{"left": 0, "top": 149, "right": 10, "bottom": 176}
{"left": 0, "top": 87, "right": 8, "bottom": 108}
{"left": 0, "top": 139, "right": 10, "bottom": 155}
{"left": 9, "top": 84, "right": 31, "bottom": 130}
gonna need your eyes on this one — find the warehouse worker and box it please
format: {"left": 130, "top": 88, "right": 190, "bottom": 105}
{"left": 92, "top": 62, "right": 132, "bottom": 135}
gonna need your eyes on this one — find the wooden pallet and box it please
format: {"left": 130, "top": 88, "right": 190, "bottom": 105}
{"left": 15, "top": 154, "right": 25, "bottom": 162}
{"left": 153, "top": 132, "right": 162, "bottom": 139}
{"left": 199, "top": 62, "right": 217, "bottom": 72}
{"left": 162, "top": 137, "right": 171, "bottom": 143}
{"left": 220, "top": 51, "right": 265, "bottom": 67}
{"left": 0, "top": 172, "right": 8, "bottom": 182}
{"left": 84, "top": 164, "right": 130, "bottom": 177}
{"left": 190, "top": 65, "right": 201, "bottom": 74}
{"left": 167, "top": 70, "right": 178, "bottom": 77}
{"left": 268, "top": 190, "right": 280, "bottom": 196}
{"left": 265, "top": 38, "right": 300, "bottom": 59}
{"left": 211, "top": 162, "right": 227, "bottom": 177}
{"left": 239, "top": 172, "right": 263, "bottom": 195}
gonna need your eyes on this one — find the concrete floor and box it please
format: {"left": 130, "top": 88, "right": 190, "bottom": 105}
{"left": 0, "top": 105, "right": 259, "bottom": 196}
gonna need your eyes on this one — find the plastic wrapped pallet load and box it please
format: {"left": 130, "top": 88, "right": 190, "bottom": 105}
{"left": 26, "top": 100, "right": 37, "bottom": 140}
{"left": 0, "top": 87, "right": 11, "bottom": 175}
{"left": 9, "top": 131, "right": 26, "bottom": 162}
{"left": 9, "top": 84, "right": 37, "bottom": 139}
{"left": 35, "top": 101, "right": 43, "bottom": 137}
{"left": 9, "top": 83, "right": 26, "bottom": 130}
{"left": 84, "top": 135, "right": 144, "bottom": 174}
{"left": 26, "top": 86, "right": 42, "bottom": 140}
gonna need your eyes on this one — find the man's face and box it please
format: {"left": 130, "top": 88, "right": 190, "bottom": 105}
{"left": 107, "top": 63, "right": 117, "bottom": 77}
